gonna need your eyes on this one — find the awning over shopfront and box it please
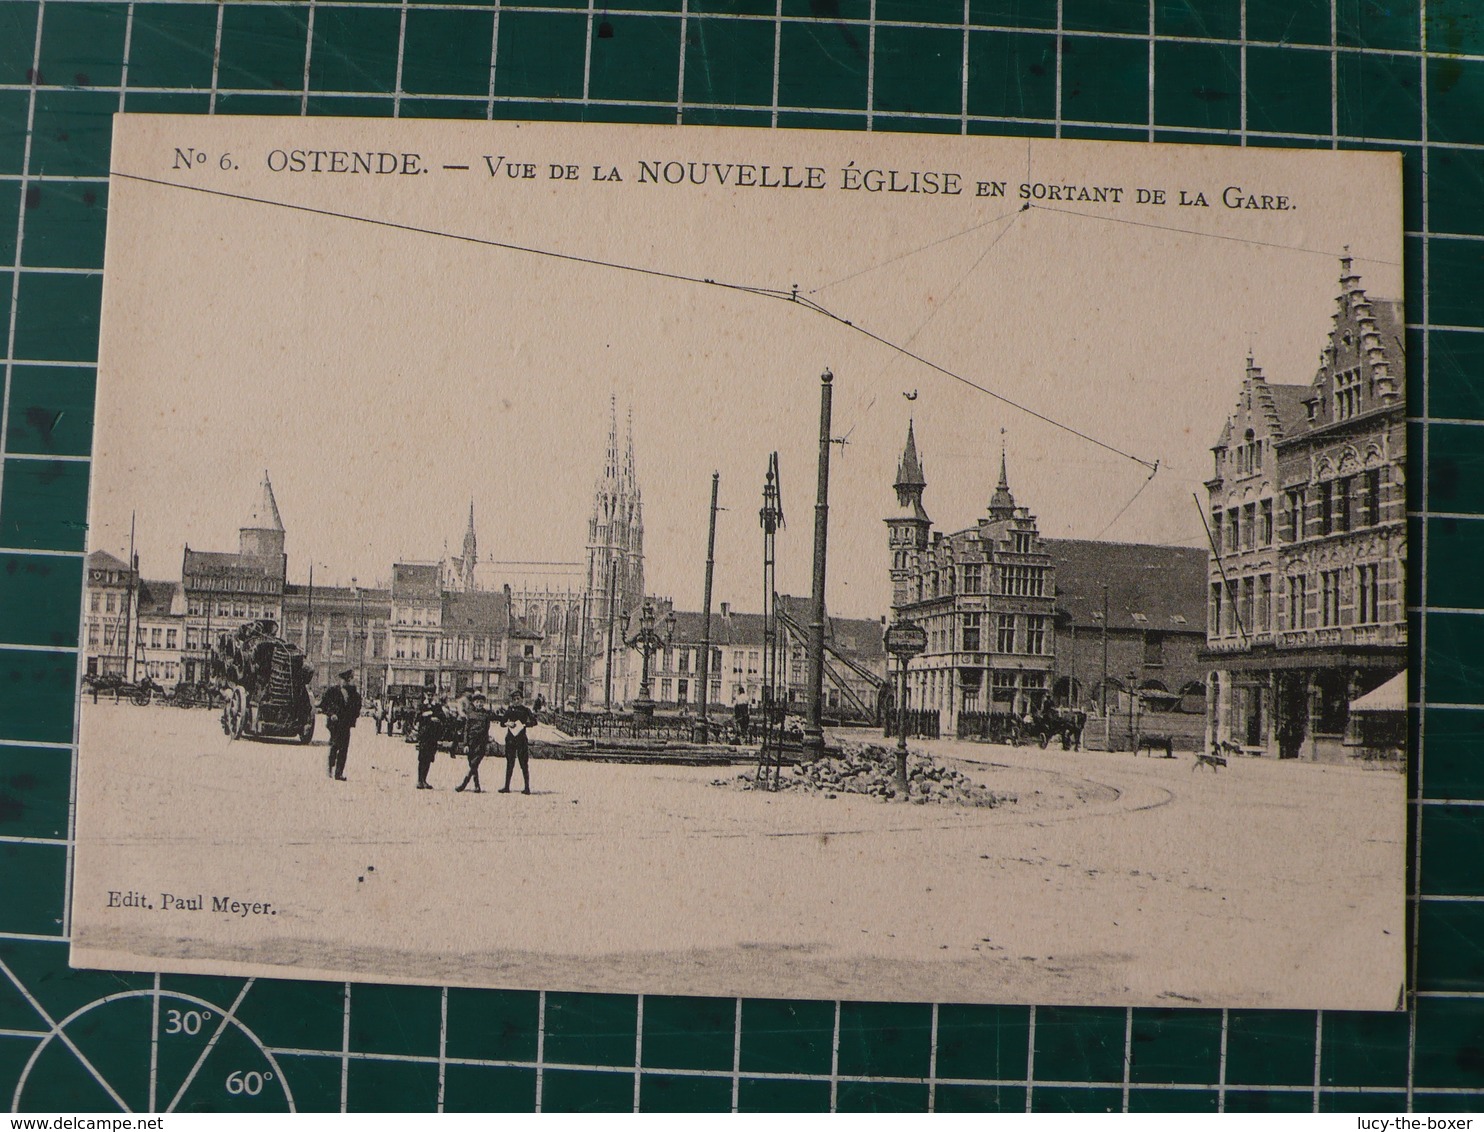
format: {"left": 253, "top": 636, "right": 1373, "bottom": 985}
{"left": 1350, "top": 669, "right": 1407, "bottom": 714}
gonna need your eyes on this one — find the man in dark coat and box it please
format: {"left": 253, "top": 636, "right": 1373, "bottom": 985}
{"left": 414, "top": 692, "right": 444, "bottom": 790}
{"left": 320, "top": 668, "right": 362, "bottom": 781}
{"left": 499, "top": 696, "right": 537, "bottom": 795}
{"left": 455, "top": 692, "right": 493, "bottom": 793}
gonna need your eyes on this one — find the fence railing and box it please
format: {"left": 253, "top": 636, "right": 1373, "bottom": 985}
{"left": 882, "top": 709, "right": 941, "bottom": 740}
{"left": 553, "top": 711, "right": 700, "bottom": 742}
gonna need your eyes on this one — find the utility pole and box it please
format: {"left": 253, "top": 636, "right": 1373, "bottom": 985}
{"left": 758, "top": 454, "right": 784, "bottom": 785}
{"left": 698, "top": 471, "right": 719, "bottom": 742}
{"left": 1100, "top": 582, "right": 1109, "bottom": 749}
{"left": 803, "top": 369, "right": 834, "bottom": 757}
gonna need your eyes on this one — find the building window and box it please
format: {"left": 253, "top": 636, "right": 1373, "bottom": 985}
{"left": 473, "top": 637, "right": 484, "bottom": 660}
{"left": 1139, "top": 629, "right": 1163, "bottom": 666}
{"left": 660, "top": 679, "right": 672, "bottom": 700}
{"left": 1365, "top": 468, "right": 1383, "bottom": 526}
{"left": 1012, "top": 531, "right": 1033, "bottom": 554}
{"left": 1327, "top": 569, "right": 1347, "bottom": 626}
{"left": 1258, "top": 574, "right": 1272, "bottom": 632}
{"left": 747, "top": 650, "right": 760, "bottom": 676}
{"left": 1000, "top": 565, "right": 1045, "bottom": 597}
{"left": 524, "top": 645, "right": 535, "bottom": 657}
{"left": 1024, "top": 615, "right": 1046, "bottom": 656}
{"left": 1335, "top": 366, "right": 1362, "bottom": 420}
{"left": 677, "top": 679, "right": 689, "bottom": 704}
{"left": 1357, "top": 563, "right": 1381, "bottom": 624}
{"left": 962, "top": 613, "right": 982, "bottom": 652}
{"left": 166, "top": 629, "right": 177, "bottom": 649}
{"left": 150, "top": 628, "right": 162, "bottom": 648}
{"left": 1242, "top": 503, "right": 1256, "bottom": 551}
{"left": 89, "top": 593, "right": 100, "bottom": 612}
{"left": 104, "top": 624, "right": 116, "bottom": 646}
{"left": 1286, "top": 489, "right": 1305, "bottom": 543}
{"left": 1260, "top": 499, "right": 1273, "bottom": 546}
{"left": 88, "top": 623, "right": 99, "bottom": 647}
{"left": 1241, "top": 577, "right": 1254, "bottom": 635}
{"left": 963, "top": 563, "right": 983, "bottom": 593}
{"left": 1319, "top": 481, "right": 1333, "bottom": 536}
{"left": 1210, "top": 582, "right": 1223, "bottom": 637}
{"left": 1211, "top": 511, "right": 1223, "bottom": 551}
{"left": 1227, "top": 508, "right": 1240, "bottom": 552}
{"left": 1288, "top": 575, "right": 1308, "bottom": 631}
{"left": 1336, "top": 476, "right": 1352, "bottom": 533}
{"left": 106, "top": 593, "right": 117, "bottom": 614}
{"left": 996, "top": 613, "right": 1016, "bottom": 653}
{"left": 679, "top": 648, "right": 691, "bottom": 674}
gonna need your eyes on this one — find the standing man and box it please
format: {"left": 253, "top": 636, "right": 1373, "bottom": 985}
{"left": 455, "top": 692, "right": 492, "bottom": 793}
{"left": 499, "top": 695, "right": 537, "bottom": 795}
{"left": 320, "top": 668, "right": 362, "bottom": 781}
{"left": 414, "top": 692, "right": 443, "bottom": 790}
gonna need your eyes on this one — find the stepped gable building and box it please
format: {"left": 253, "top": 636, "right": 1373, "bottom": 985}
{"left": 1205, "top": 254, "right": 1406, "bottom": 760}
{"left": 1043, "top": 539, "right": 1208, "bottom": 712}
{"left": 886, "top": 423, "right": 1056, "bottom": 734}
{"left": 179, "top": 472, "right": 289, "bottom": 685}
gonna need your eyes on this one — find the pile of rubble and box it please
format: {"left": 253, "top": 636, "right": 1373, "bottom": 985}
{"left": 714, "top": 743, "right": 1014, "bottom": 807}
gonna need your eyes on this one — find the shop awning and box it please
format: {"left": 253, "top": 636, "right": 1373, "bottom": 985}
{"left": 1350, "top": 670, "right": 1407, "bottom": 713}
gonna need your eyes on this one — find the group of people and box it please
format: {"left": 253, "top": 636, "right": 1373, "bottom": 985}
{"left": 316, "top": 671, "right": 536, "bottom": 794}
{"left": 412, "top": 690, "right": 536, "bottom": 795}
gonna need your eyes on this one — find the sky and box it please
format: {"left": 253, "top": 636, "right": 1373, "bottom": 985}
{"left": 92, "top": 117, "right": 1404, "bottom": 619}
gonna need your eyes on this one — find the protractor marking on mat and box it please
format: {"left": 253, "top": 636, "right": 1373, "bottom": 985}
{"left": 10, "top": 985, "right": 295, "bottom": 1113}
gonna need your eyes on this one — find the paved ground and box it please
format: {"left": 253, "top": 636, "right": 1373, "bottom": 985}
{"left": 70, "top": 703, "right": 1405, "bottom": 1009}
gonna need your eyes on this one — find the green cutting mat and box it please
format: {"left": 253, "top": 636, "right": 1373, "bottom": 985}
{"left": 2, "top": 0, "right": 1481, "bottom": 1113}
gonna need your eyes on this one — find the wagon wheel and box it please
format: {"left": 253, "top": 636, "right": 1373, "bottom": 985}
{"left": 133, "top": 685, "right": 151, "bottom": 706}
{"left": 223, "top": 685, "right": 247, "bottom": 740}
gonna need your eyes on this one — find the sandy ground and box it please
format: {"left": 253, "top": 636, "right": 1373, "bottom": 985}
{"left": 69, "top": 703, "right": 1405, "bottom": 1009}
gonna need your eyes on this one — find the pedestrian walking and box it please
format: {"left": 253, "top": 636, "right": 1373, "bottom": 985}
{"left": 320, "top": 668, "right": 362, "bottom": 781}
{"left": 455, "top": 692, "right": 493, "bottom": 793}
{"left": 733, "top": 695, "right": 751, "bottom": 744}
{"left": 414, "top": 692, "right": 443, "bottom": 790}
{"left": 499, "top": 696, "right": 537, "bottom": 794}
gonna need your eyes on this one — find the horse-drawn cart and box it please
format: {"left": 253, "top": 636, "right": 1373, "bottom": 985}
{"left": 212, "top": 619, "right": 316, "bottom": 743}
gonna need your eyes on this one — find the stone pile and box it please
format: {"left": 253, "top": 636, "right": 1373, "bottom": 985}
{"left": 714, "top": 742, "right": 1013, "bottom": 807}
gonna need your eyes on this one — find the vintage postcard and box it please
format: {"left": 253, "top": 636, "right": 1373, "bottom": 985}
{"left": 71, "top": 116, "right": 1407, "bottom": 1010}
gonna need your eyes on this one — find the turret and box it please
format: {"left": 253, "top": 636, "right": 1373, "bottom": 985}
{"left": 239, "top": 471, "right": 286, "bottom": 561}
{"left": 886, "top": 420, "right": 932, "bottom": 609}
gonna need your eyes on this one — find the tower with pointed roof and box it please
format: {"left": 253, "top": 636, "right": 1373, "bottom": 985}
{"left": 457, "top": 501, "right": 479, "bottom": 592}
{"left": 239, "top": 471, "right": 286, "bottom": 561}
{"left": 987, "top": 445, "right": 1017, "bottom": 521}
{"left": 886, "top": 420, "right": 931, "bottom": 607}
{"left": 584, "top": 395, "right": 646, "bottom": 705}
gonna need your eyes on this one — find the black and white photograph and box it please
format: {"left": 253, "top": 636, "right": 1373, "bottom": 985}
{"left": 72, "top": 115, "right": 1407, "bottom": 1010}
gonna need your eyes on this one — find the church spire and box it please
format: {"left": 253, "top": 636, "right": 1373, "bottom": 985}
{"left": 460, "top": 500, "right": 478, "bottom": 590}
{"left": 988, "top": 433, "right": 1017, "bottom": 520}
{"left": 604, "top": 392, "right": 621, "bottom": 484}
{"left": 895, "top": 419, "right": 926, "bottom": 492}
{"left": 624, "top": 404, "right": 637, "bottom": 490}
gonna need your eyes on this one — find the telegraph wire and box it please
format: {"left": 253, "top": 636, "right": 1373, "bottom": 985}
{"left": 112, "top": 170, "right": 1157, "bottom": 472}
{"left": 1027, "top": 201, "right": 1402, "bottom": 266}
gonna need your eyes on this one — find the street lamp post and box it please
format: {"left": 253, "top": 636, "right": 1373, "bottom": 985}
{"left": 626, "top": 599, "right": 676, "bottom": 719}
